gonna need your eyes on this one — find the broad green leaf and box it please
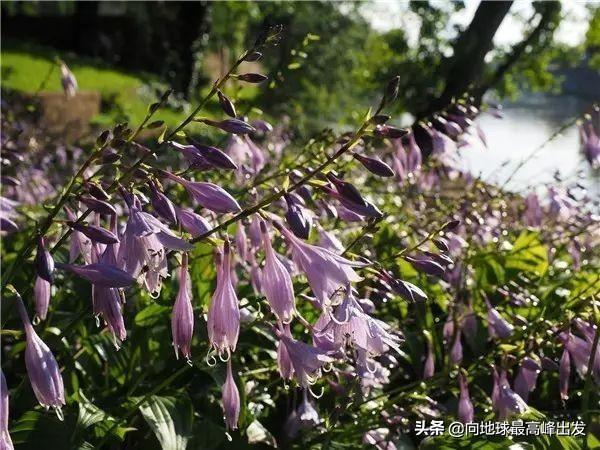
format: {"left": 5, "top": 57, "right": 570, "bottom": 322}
{"left": 505, "top": 231, "right": 548, "bottom": 275}
{"left": 135, "top": 304, "right": 171, "bottom": 327}
{"left": 138, "top": 395, "right": 193, "bottom": 450}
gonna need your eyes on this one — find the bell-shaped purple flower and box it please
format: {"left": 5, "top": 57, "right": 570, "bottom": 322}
{"left": 56, "top": 262, "right": 136, "bottom": 287}
{"left": 559, "top": 331, "right": 597, "bottom": 379}
{"left": 221, "top": 360, "right": 240, "bottom": 430}
{"left": 317, "top": 225, "right": 344, "bottom": 254}
{"left": 277, "top": 324, "right": 295, "bottom": 381}
{"left": 513, "top": 357, "right": 541, "bottom": 402}
{"left": 15, "top": 294, "right": 65, "bottom": 413}
{"left": 92, "top": 284, "right": 126, "bottom": 347}
{"left": 458, "top": 373, "right": 474, "bottom": 423}
{"left": 260, "top": 221, "right": 295, "bottom": 323}
{"left": 34, "top": 276, "right": 51, "bottom": 321}
{"left": 323, "top": 286, "right": 403, "bottom": 356}
{"left": 35, "top": 237, "right": 54, "bottom": 283}
{"left": 486, "top": 299, "right": 514, "bottom": 339}
{"left": 492, "top": 368, "right": 527, "bottom": 420}
{"left": 166, "top": 172, "right": 241, "bottom": 214}
{"left": 207, "top": 243, "right": 240, "bottom": 356}
{"left": 278, "top": 223, "right": 363, "bottom": 306}
{"left": 277, "top": 331, "right": 334, "bottom": 388}
{"left": 172, "top": 253, "right": 194, "bottom": 361}
{"left": 1, "top": 370, "right": 13, "bottom": 450}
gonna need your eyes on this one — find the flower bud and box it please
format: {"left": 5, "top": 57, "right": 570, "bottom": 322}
{"left": 35, "top": 237, "right": 54, "bottom": 283}
{"left": 236, "top": 73, "right": 268, "bottom": 83}
{"left": 197, "top": 118, "right": 256, "bottom": 135}
{"left": 79, "top": 196, "right": 117, "bottom": 216}
{"left": 353, "top": 153, "right": 395, "bottom": 177}
{"left": 67, "top": 222, "right": 119, "bottom": 245}
{"left": 148, "top": 182, "right": 177, "bottom": 225}
{"left": 217, "top": 90, "right": 237, "bottom": 118}
{"left": 222, "top": 360, "right": 240, "bottom": 430}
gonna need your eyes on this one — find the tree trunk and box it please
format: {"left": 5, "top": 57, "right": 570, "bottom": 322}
{"left": 417, "top": 1, "right": 513, "bottom": 119}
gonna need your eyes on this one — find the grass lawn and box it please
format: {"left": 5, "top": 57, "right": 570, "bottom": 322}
{"left": 1, "top": 44, "right": 189, "bottom": 128}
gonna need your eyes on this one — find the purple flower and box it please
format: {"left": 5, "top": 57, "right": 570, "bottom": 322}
{"left": 175, "top": 206, "right": 211, "bottom": 238}
{"left": 118, "top": 197, "right": 190, "bottom": 294}
{"left": 559, "top": 348, "right": 571, "bottom": 400}
{"left": 186, "top": 139, "right": 238, "bottom": 170}
{"left": 378, "top": 271, "right": 428, "bottom": 303}
{"left": 323, "top": 287, "right": 403, "bottom": 356}
{"left": 66, "top": 207, "right": 92, "bottom": 264}
{"left": 513, "top": 357, "right": 541, "bottom": 402}
{"left": 34, "top": 276, "right": 51, "bottom": 321}
{"left": 79, "top": 196, "right": 117, "bottom": 216}
{"left": 171, "top": 253, "right": 194, "bottom": 361}
{"left": 353, "top": 153, "right": 395, "bottom": 177}
{"left": 221, "top": 360, "right": 240, "bottom": 430}
{"left": 559, "top": 330, "right": 598, "bottom": 380}
{"left": 92, "top": 284, "right": 126, "bottom": 347}
{"left": 166, "top": 172, "right": 241, "bottom": 214}
{"left": 207, "top": 243, "right": 240, "bottom": 356}
{"left": 458, "top": 373, "right": 474, "bottom": 423}
{"left": 59, "top": 61, "right": 77, "bottom": 98}
{"left": 277, "top": 324, "right": 295, "bottom": 381}
{"left": 449, "top": 330, "right": 463, "bottom": 364}
{"left": 423, "top": 338, "right": 435, "bottom": 379}
{"left": 324, "top": 175, "right": 383, "bottom": 219}
{"left": 393, "top": 136, "right": 421, "bottom": 182}
{"left": 170, "top": 142, "right": 214, "bottom": 171}
{"left": 492, "top": 368, "right": 527, "bottom": 420}
{"left": 260, "top": 221, "right": 295, "bottom": 323}
{"left": 277, "top": 331, "right": 334, "bottom": 388}
{"left": 35, "top": 237, "right": 54, "bottom": 283}
{"left": 148, "top": 181, "right": 177, "bottom": 225}
{"left": 56, "top": 262, "right": 136, "bottom": 287}
{"left": 198, "top": 118, "right": 256, "bottom": 135}
{"left": 1, "top": 370, "right": 13, "bottom": 450}
{"left": 278, "top": 224, "right": 363, "bottom": 306}
{"left": 523, "top": 192, "right": 543, "bottom": 227}
{"left": 15, "top": 294, "right": 65, "bottom": 413}
{"left": 404, "top": 256, "right": 445, "bottom": 278}
{"left": 486, "top": 299, "right": 514, "bottom": 339}
{"left": 68, "top": 221, "right": 119, "bottom": 245}
{"left": 317, "top": 225, "right": 344, "bottom": 254}
{"left": 284, "top": 195, "right": 312, "bottom": 239}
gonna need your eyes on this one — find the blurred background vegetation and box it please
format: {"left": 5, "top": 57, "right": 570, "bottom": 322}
{"left": 2, "top": 1, "right": 599, "bottom": 132}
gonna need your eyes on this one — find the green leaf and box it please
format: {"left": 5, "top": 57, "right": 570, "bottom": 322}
{"left": 135, "top": 304, "right": 171, "bottom": 327}
{"left": 505, "top": 230, "right": 548, "bottom": 275}
{"left": 138, "top": 395, "right": 193, "bottom": 450}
